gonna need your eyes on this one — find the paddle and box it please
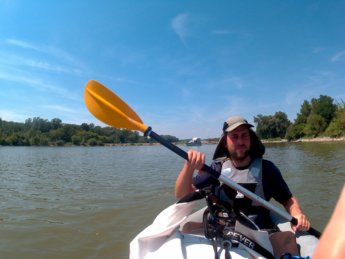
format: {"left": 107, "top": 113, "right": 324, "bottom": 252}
{"left": 84, "top": 79, "right": 321, "bottom": 238}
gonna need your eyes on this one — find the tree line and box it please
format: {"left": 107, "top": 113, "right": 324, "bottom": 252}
{"left": 254, "top": 95, "right": 345, "bottom": 140}
{"left": 0, "top": 117, "right": 179, "bottom": 146}
{"left": 1, "top": 94, "right": 344, "bottom": 146}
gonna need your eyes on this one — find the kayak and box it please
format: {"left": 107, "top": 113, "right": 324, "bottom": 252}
{"left": 129, "top": 201, "right": 319, "bottom": 259}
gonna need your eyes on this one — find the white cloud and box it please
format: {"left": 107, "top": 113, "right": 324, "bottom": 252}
{"left": 5, "top": 38, "right": 85, "bottom": 69}
{"left": 41, "top": 105, "right": 77, "bottom": 113}
{"left": 171, "top": 13, "right": 189, "bottom": 45}
{"left": 0, "top": 109, "right": 29, "bottom": 122}
{"left": 0, "top": 52, "right": 82, "bottom": 75}
{"left": 0, "top": 70, "right": 66, "bottom": 95}
{"left": 331, "top": 50, "right": 345, "bottom": 62}
{"left": 6, "top": 38, "right": 40, "bottom": 51}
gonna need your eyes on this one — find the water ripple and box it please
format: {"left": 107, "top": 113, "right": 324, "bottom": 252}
{"left": 0, "top": 144, "right": 344, "bottom": 258}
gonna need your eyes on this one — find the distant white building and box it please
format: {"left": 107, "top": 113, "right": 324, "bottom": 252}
{"left": 186, "top": 137, "right": 202, "bottom": 146}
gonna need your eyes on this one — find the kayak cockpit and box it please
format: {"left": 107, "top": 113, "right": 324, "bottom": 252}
{"left": 130, "top": 202, "right": 318, "bottom": 259}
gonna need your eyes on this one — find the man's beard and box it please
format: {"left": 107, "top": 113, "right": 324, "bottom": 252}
{"left": 230, "top": 148, "right": 250, "bottom": 161}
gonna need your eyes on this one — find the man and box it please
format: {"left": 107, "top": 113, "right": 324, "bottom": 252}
{"left": 175, "top": 116, "right": 310, "bottom": 232}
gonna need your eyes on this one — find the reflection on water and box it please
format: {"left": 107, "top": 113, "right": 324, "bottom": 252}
{"left": 0, "top": 143, "right": 344, "bottom": 258}
{"left": 264, "top": 142, "right": 345, "bottom": 230}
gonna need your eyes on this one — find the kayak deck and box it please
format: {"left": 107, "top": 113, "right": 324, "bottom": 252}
{"left": 130, "top": 202, "right": 318, "bottom": 259}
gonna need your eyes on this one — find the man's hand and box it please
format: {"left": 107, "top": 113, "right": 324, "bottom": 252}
{"left": 283, "top": 196, "right": 311, "bottom": 232}
{"left": 186, "top": 150, "right": 205, "bottom": 171}
{"left": 292, "top": 213, "right": 310, "bottom": 232}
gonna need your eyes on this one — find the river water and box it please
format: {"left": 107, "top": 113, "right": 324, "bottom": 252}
{"left": 0, "top": 143, "right": 344, "bottom": 258}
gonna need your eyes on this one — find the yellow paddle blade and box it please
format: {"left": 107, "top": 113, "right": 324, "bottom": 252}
{"left": 84, "top": 80, "right": 149, "bottom": 132}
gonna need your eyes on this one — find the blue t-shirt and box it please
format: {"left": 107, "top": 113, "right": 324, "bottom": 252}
{"left": 193, "top": 159, "right": 292, "bottom": 205}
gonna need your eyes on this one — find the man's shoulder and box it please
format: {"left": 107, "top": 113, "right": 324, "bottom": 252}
{"left": 262, "top": 158, "right": 274, "bottom": 166}
{"left": 261, "top": 159, "right": 279, "bottom": 172}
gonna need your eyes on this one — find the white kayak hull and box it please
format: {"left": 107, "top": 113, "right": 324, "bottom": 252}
{"left": 130, "top": 202, "right": 318, "bottom": 259}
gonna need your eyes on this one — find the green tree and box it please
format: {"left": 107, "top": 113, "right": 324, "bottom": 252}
{"left": 271, "top": 112, "right": 291, "bottom": 138}
{"left": 310, "top": 95, "right": 337, "bottom": 125}
{"left": 26, "top": 117, "right": 52, "bottom": 133}
{"left": 285, "top": 123, "right": 305, "bottom": 141}
{"left": 286, "top": 100, "right": 312, "bottom": 140}
{"left": 49, "top": 128, "right": 64, "bottom": 143}
{"left": 326, "top": 101, "right": 345, "bottom": 137}
{"left": 304, "top": 113, "right": 327, "bottom": 137}
{"left": 5, "top": 133, "right": 19, "bottom": 145}
{"left": 75, "top": 131, "right": 103, "bottom": 145}
{"left": 81, "top": 123, "right": 90, "bottom": 131}
{"left": 295, "top": 100, "right": 311, "bottom": 125}
{"left": 254, "top": 115, "right": 270, "bottom": 139}
{"left": 51, "top": 118, "right": 62, "bottom": 129}
{"left": 162, "top": 135, "right": 179, "bottom": 142}
{"left": 254, "top": 112, "right": 290, "bottom": 139}
{"left": 286, "top": 95, "right": 337, "bottom": 140}
{"left": 60, "top": 124, "right": 76, "bottom": 143}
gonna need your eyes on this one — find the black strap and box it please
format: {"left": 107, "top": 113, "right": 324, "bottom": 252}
{"left": 211, "top": 237, "right": 218, "bottom": 259}
{"left": 222, "top": 240, "right": 232, "bottom": 259}
{"left": 211, "top": 238, "right": 233, "bottom": 259}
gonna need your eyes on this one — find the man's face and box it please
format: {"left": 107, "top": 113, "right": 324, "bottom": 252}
{"left": 226, "top": 125, "right": 251, "bottom": 161}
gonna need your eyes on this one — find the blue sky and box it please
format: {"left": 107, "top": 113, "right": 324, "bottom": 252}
{"left": 1, "top": 1, "right": 345, "bottom": 139}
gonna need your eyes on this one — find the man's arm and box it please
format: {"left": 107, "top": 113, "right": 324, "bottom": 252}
{"left": 175, "top": 150, "right": 205, "bottom": 199}
{"left": 175, "top": 161, "right": 196, "bottom": 199}
{"left": 283, "top": 196, "right": 311, "bottom": 231}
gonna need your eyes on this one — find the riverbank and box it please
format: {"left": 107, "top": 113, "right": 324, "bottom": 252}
{"left": 261, "top": 136, "right": 345, "bottom": 144}
{"left": 2, "top": 136, "right": 343, "bottom": 147}
{"left": 296, "top": 136, "right": 345, "bottom": 142}
{"left": 104, "top": 136, "right": 345, "bottom": 146}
